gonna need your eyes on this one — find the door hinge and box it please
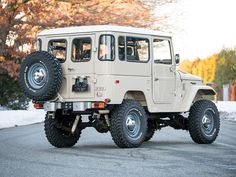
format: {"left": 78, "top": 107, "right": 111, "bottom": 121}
{"left": 169, "top": 67, "right": 175, "bottom": 72}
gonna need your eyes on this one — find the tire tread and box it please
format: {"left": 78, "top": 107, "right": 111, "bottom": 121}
{"left": 44, "top": 112, "right": 81, "bottom": 148}
{"left": 19, "top": 51, "right": 62, "bottom": 101}
{"left": 110, "top": 100, "right": 147, "bottom": 148}
{"left": 188, "top": 100, "right": 220, "bottom": 144}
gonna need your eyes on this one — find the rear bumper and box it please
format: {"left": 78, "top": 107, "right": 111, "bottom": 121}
{"left": 43, "top": 101, "right": 106, "bottom": 112}
{"left": 44, "top": 102, "right": 92, "bottom": 112}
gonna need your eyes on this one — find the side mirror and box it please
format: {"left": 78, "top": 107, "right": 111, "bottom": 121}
{"left": 175, "top": 54, "right": 180, "bottom": 65}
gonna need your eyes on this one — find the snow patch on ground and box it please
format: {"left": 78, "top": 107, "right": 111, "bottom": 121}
{"left": 215, "top": 101, "right": 236, "bottom": 121}
{"left": 215, "top": 101, "right": 236, "bottom": 113}
{"left": 220, "top": 112, "right": 236, "bottom": 122}
{"left": 0, "top": 110, "right": 45, "bottom": 129}
{"left": 0, "top": 101, "right": 235, "bottom": 129}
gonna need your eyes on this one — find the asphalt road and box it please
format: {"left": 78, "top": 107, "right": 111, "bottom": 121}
{"left": 0, "top": 119, "right": 235, "bottom": 177}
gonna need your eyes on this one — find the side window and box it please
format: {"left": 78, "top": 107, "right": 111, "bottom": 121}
{"left": 153, "top": 39, "right": 172, "bottom": 64}
{"left": 118, "top": 36, "right": 125, "bottom": 60}
{"left": 72, "top": 38, "right": 92, "bottom": 62}
{"left": 99, "top": 35, "right": 115, "bottom": 61}
{"left": 48, "top": 39, "right": 67, "bottom": 62}
{"left": 37, "top": 39, "right": 42, "bottom": 51}
{"left": 126, "top": 37, "right": 149, "bottom": 62}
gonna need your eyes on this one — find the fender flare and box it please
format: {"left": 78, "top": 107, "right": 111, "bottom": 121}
{"left": 180, "top": 85, "right": 216, "bottom": 112}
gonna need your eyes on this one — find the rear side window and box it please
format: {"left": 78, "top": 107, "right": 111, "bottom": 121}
{"left": 72, "top": 38, "right": 92, "bottom": 62}
{"left": 48, "top": 39, "right": 67, "bottom": 62}
{"left": 98, "top": 35, "right": 115, "bottom": 61}
{"left": 126, "top": 37, "right": 149, "bottom": 62}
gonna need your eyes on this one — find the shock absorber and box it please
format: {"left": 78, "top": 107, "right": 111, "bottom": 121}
{"left": 71, "top": 115, "right": 81, "bottom": 134}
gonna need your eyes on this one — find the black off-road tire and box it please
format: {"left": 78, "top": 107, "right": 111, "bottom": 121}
{"left": 144, "top": 126, "right": 155, "bottom": 142}
{"left": 188, "top": 100, "right": 220, "bottom": 144}
{"left": 44, "top": 112, "right": 81, "bottom": 148}
{"left": 110, "top": 100, "right": 147, "bottom": 148}
{"left": 19, "top": 51, "right": 62, "bottom": 101}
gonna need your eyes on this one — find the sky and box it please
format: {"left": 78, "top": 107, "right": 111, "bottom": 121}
{"left": 156, "top": 0, "right": 236, "bottom": 60}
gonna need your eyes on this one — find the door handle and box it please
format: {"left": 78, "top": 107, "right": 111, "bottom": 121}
{"left": 154, "top": 78, "right": 159, "bottom": 81}
{"left": 68, "top": 68, "right": 75, "bottom": 71}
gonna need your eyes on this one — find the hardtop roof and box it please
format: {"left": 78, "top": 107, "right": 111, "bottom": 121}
{"left": 38, "top": 25, "right": 171, "bottom": 37}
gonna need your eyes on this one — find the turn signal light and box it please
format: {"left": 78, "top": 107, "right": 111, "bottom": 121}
{"left": 33, "top": 103, "right": 44, "bottom": 109}
{"left": 92, "top": 102, "right": 105, "bottom": 109}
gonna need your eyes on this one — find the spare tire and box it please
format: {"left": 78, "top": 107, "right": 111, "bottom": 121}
{"left": 19, "top": 51, "right": 62, "bottom": 101}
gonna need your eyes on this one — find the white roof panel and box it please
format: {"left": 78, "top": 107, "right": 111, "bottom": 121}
{"left": 38, "top": 25, "right": 171, "bottom": 37}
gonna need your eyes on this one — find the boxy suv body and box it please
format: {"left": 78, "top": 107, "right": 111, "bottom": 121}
{"left": 20, "top": 25, "right": 220, "bottom": 148}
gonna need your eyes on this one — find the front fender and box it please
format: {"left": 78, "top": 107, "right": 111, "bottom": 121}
{"left": 180, "top": 85, "right": 216, "bottom": 112}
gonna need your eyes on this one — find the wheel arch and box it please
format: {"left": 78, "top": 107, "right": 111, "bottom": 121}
{"left": 123, "top": 90, "right": 148, "bottom": 108}
{"left": 180, "top": 85, "right": 216, "bottom": 112}
{"left": 194, "top": 86, "right": 216, "bottom": 101}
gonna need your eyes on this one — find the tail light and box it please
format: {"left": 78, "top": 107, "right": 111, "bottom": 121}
{"left": 92, "top": 102, "right": 105, "bottom": 109}
{"left": 32, "top": 100, "right": 44, "bottom": 109}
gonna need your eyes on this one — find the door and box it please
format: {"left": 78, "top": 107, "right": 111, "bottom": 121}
{"left": 152, "top": 38, "right": 176, "bottom": 104}
{"left": 67, "top": 34, "right": 95, "bottom": 99}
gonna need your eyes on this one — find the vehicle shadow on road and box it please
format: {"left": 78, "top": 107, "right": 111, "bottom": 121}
{"left": 43, "top": 140, "right": 198, "bottom": 152}
{"left": 75, "top": 140, "right": 196, "bottom": 150}
{"left": 38, "top": 139, "right": 224, "bottom": 163}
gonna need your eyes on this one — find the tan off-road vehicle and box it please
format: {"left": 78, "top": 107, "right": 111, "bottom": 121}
{"left": 20, "top": 25, "right": 220, "bottom": 148}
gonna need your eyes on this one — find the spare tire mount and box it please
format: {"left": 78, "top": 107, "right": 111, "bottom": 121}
{"left": 20, "top": 51, "right": 62, "bottom": 101}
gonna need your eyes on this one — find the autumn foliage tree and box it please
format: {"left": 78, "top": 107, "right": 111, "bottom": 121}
{"left": 178, "top": 55, "right": 216, "bottom": 84}
{"left": 214, "top": 48, "right": 236, "bottom": 87}
{"left": 179, "top": 48, "right": 236, "bottom": 100}
{"left": 0, "top": 0, "right": 175, "bottom": 109}
{"left": 0, "top": 0, "right": 73, "bottom": 109}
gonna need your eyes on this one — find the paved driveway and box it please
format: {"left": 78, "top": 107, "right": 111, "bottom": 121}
{"left": 0, "top": 120, "right": 235, "bottom": 177}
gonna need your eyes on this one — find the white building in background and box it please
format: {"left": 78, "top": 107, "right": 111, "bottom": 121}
{"left": 223, "top": 84, "right": 229, "bottom": 101}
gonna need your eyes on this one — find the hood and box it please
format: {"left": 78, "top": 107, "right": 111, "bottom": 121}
{"left": 177, "top": 70, "right": 203, "bottom": 82}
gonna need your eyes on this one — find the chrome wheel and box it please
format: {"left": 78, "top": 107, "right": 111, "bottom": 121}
{"left": 125, "top": 108, "right": 141, "bottom": 139}
{"left": 201, "top": 108, "right": 215, "bottom": 136}
{"left": 28, "top": 63, "right": 48, "bottom": 89}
